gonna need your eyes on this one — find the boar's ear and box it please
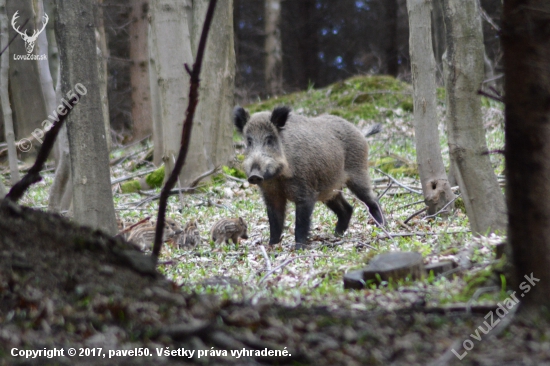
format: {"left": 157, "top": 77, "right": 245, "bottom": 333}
{"left": 271, "top": 106, "right": 290, "bottom": 130}
{"left": 233, "top": 106, "right": 249, "bottom": 133}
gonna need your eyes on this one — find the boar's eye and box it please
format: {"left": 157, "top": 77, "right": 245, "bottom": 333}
{"left": 246, "top": 137, "right": 253, "bottom": 146}
{"left": 265, "top": 135, "right": 275, "bottom": 146}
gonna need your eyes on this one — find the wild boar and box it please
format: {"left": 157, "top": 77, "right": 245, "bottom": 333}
{"left": 177, "top": 220, "right": 201, "bottom": 249}
{"left": 210, "top": 217, "right": 249, "bottom": 245}
{"left": 127, "top": 218, "right": 182, "bottom": 251}
{"left": 233, "top": 106, "right": 384, "bottom": 249}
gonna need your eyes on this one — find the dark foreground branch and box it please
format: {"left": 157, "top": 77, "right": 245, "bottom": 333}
{"left": 5, "top": 92, "right": 81, "bottom": 203}
{"left": 152, "top": 0, "right": 218, "bottom": 260}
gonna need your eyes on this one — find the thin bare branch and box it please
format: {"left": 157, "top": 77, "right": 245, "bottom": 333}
{"left": 152, "top": 0, "right": 219, "bottom": 260}
{"left": 5, "top": 92, "right": 81, "bottom": 203}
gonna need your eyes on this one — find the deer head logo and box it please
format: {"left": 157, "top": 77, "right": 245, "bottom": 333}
{"left": 11, "top": 11, "right": 48, "bottom": 54}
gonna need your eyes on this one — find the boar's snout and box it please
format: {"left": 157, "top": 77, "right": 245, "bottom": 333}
{"left": 247, "top": 170, "right": 264, "bottom": 185}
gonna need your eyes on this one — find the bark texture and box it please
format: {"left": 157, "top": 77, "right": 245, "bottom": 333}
{"left": 149, "top": 0, "right": 193, "bottom": 180}
{"left": 264, "top": 0, "right": 282, "bottom": 95}
{"left": 442, "top": 0, "right": 506, "bottom": 234}
{"left": 129, "top": 0, "right": 152, "bottom": 142}
{"left": 502, "top": 0, "right": 550, "bottom": 308}
{"left": 95, "top": 0, "right": 111, "bottom": 151}
{"left": 55, "top": 0, "right": 117, "bottom": 234}
{"left": 406, "top": 0, "right": 454, "bottom": 215}
{"left": 150, "top": 0, "right": 234, "bottom": 186}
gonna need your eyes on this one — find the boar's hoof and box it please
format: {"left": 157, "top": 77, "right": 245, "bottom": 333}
{"left": 294, "top": 242, "right": 306, "bottom": 250}
{"left": 248, "top": 174, "right": 263, "bottom": 185}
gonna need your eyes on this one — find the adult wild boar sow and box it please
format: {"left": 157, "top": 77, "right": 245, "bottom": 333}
{"left": 233, "top": 106, "right": 385, "bottom": 249}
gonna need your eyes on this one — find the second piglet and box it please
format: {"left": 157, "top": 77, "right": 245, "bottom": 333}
{"left": 233, "top": 106, "right": 385, "bottom": 249}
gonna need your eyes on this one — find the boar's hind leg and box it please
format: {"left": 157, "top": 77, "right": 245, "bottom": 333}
{"left": 265, "top": 195, "right": 287, "bottom": 245}
{"left": 347, "top": 175, "right": 386, "bottom": 226}
{"left": 325, "top": 192, "right": 353, "bottom": 235}
{"left": 295, "top": 199, "right": 316, "bottom": 250}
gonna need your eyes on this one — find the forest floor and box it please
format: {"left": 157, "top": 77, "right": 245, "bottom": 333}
{"left": 2, "top": 75, "right": 550, "bottom": 365}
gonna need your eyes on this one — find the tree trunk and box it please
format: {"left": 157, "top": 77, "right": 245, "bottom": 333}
{"left": 55, "top": 0, "right": 117, "bottom": 235}
{"left": 150, "top": 0, "right": 234, "bottom": 186}
{"left": 7, "top": 0, "right": 51, "bottom": 158}
{"left": 442, "top": 0, "right": 506, "bottom": 234}
{"left": 188, "top": 0, "right": 235, "bottom": 180}
{"left": 95, "top": 0, "right": 112, "bottom": 151}
{"left": 385, "top": 0, "right": 399, "bottom": 77}
{"left": 129, "top": 0, "right": 152, "bottom": 142}
{"left": 149, "top": 0, "right": 194, "bottom": 179}
{"left": 431, "top": 0, "right": 445, "bottom": 80}
{"left": 406, "top": 0, "right": 455, "bottom": 215}
{"left": 48, "top": 67, "right": 73, "bottom": 213}
{"left": 148, "top": 19, "right": 163, "bottom": 167}
{"left": 0, "top": 179, "right": 6, "bottom": 198}
{"left": 264, "top": 0, "right": 282, "bottom": 96}
{"left": 0, "top": 0, "right": 20, "bottom": 184}
{"left": 502, "top": 0, "right": 550, "bottom": 308}
{"left": 44, "top": 0, "right": 58, "bottom": 90}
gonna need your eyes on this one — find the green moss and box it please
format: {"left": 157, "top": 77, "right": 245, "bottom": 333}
{"left": 246, "top": 75, "right": 413, "bottom": 123}
{"left": 374, "top": 156, "right": 418, "bottom": 177}
{"left": 145, "top": 165, "right": 165, "bottom": 188}
{"left": 437, "top": 87, "right": 446, "bottom": 102}
{"left": 454, "top": 197, "right": 466, "bottom": 213}
{"left": 121, "top": 180, "right": 142, "bottom": 193}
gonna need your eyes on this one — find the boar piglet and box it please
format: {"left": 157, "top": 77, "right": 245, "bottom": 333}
{"left": 233, "top": 106, "right": 385, "bottom": 250}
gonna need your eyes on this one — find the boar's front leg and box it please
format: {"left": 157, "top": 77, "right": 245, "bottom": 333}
{"left": 294, "top": 198, "right": 316, "bottom": 250}
{"left": 264, "top": 194, "right": 286, "bottom": 245}
{"left": 325, "top": 192, "right": 354, "bottom": 235}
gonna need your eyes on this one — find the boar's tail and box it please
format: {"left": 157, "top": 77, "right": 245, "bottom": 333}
{"left": 364, "top": 123, "right": 382, "bottom": 137}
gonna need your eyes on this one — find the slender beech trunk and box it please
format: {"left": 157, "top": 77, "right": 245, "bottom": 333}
{"left": 442, "top": 0, "right": 506, "bottom": 234}
{"left": 264, "top": 0, "right": 282, "bottom": 95}
{"left": 150, "top": 0, "right": 234, "bottom": 185}
{"left": 95, "top": 0, "right": 111, "bottom": 151}
{"left": 55, "top": 0, "right": 117, "bottom": 234}
{"left": 502, "top": 0, "right": 550, "bottom": 308}
{"left": 129, "top": 0, "right": 152, "bottom": 142}
{"left": 7, "top": 0, "right": 49, "bottom": 158}
{"left": 0, "top": 0, "right": 19, "bottom": 184}
{"left": 149, "top": 0, "right": 194, "bottom": 179}
{"left": 407, "top": 0, "right": 455, "bottom": 215}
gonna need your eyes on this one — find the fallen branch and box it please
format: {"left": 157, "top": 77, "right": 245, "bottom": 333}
{"left": 377, "top": 181, "right": 393, "bottom": 200}
{"left": 403, "top": 207, "right": 427, "bottom": 224}
{"left": 259, "top": 245, "right": 271, "bottom": 271}
{"left": 423, "top": 193, "right": 461, "bottom": 220}
{"left": 374, "top": 168, "right": 422, "bottom": 195}
{"left": 152, "top": 0, "right": 219, "bottom": 260}
{"left": 396, "top": 200, "right": 425, "bottom": 210}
